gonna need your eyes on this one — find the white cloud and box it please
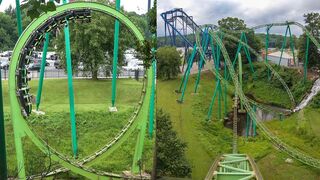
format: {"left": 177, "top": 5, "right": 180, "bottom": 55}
{"left": 157, "top": 0, "right": 320, "bottom": 36}
{"left": 0, "top": 0, "right": 153, "bottom": 14}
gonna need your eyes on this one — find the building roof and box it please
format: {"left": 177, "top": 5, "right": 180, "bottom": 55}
{"left": 268, "top": 51, "right": 293, "bottom": 59}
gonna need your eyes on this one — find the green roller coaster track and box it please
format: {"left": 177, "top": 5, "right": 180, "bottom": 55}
{"left": 190, "top": 23, "right": 320, "bottom": 171}
{"left": 9, "top": 2, "right": 155, "bottom": 179}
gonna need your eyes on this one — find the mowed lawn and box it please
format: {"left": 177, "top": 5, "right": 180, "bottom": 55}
{"left": 2, "top": 78, "right": 154, "bottom": 177}
{"left": 158, "top": 71, "right": 234, "bottom": 179}
{"left": 158, "top": 71, "right": 320, "bottom": 179}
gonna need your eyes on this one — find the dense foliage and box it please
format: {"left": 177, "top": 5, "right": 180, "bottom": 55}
{"left": 311, "top": 93, "right": 320, "bottom": 108}
{"left": 298, "top": 12, "right": 320, "bottom": 68}
{"left": 156, "top": 109, "right": 192, "bottom": 178}
{"left": 22, "top": 0, "right": 59, "bottom": 19}
{"left": 256, "top": 33, "right": 298, "bottom": 49}
{"left": 0, "top": 5, "right": 31, "bottom": 51}
{"left": 156, "top": 46, "right": 181, "bottom": 80}
{"left": 52, "top": 0, "right": 148, "bottom": 79}
{"left": 218, "top": 17, "right": 263, "bottom": 62}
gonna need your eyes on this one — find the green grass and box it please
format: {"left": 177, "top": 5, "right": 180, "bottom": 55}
{"left": 158, "top": 71, "right": 233, "bottom": 179}
{"left": 158, "top": 70, "right": 320, "bottom": 179}
{"left": 238, "top": 107, "right": 320, "bottom": 179}
{"left": 241, "top": 62, "right": 313, "bottom": 109}
{"left": 3, "top": 78, "right": 153, "bottom": 177}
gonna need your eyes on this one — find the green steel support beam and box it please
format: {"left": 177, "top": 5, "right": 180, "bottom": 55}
{"left": 216, "top": 53, "right": 222, "bottom": 120}
{"left": 15, "top": 0, "right": 23, "bottom": 36}
{"left": 231, "top": 34, "right": 243, "bottom": 68}
{"left": 63, "top": 0, "right": 78, "bottom": 158}
{"left": 36, "top": 32, "right": 50, "bottom": 111}
{"left": 218, "top": 79, "right": 222, "bottom": 120}
{"left": 242, "top": 33, "right": 255, "bottom": 76}
{"left": 238, "top": 53, "right": 243, "bottom": 110}
{"left": 0, "top": 68, "right": 7, "bottom": 179}
{"left": 224, "top": 61, "right": 228, "bottom": 117}
{"left": 246, "top": 111, "right": 250, "bottom": 138}
{"left": 265, "top": 26, "right": 271, "bottom": 80}
{"left": 177, "top": 62, "right": 189, "bottom": 93}
{"left": 288, "top": 25, "right": 296, "bottom": 65}
{"left": 194, "top": 28, "right": 209, "bottom": 93}
{"left": 36, "top": 0, "right": 54, "bottom": 112}
{"left": 252, "top": 105, "right": 256, "bottom": 137}
{"left": 111, "top": 0, "right": 121, "bottom": 107}
{"left": 279, "top": 25, "right": 289, "bottom": 66}
{"left": 209, "top": 35, "right": 217, "bottom": 62}
{"left": 304, "top": 36, "right": 310, "bottom": 82}
{"left": 207, "top": 80, "right": 220, "bottom": 120}
{"left": 178, "top": 44, "right": 197, "bottom": 102}
{"left": 148, "top": 47, "right": 156, "bottom": 137}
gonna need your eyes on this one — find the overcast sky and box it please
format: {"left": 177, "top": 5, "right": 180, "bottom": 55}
{"left": 157, "top": 0, "right": 320, "bottom": 36}
{"left": 0, "top": 0, "right": 153, "bottom": 14}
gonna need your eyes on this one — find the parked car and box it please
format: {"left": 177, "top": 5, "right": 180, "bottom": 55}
{"left": 0, "top": 60, "right": 9, "bottom": 70}
{"left": 28, "top": 62, "right": 41, "bottom": 71}
{"left": 28, "top": 59, "right": 50, "bottom": 71}
{"left": 54, "top": 61, "right": 63, "bottom": 69}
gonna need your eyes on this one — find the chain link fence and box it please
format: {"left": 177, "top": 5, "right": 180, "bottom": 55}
{"left": 1, "top": 68, "right": 144, "bottom": 80}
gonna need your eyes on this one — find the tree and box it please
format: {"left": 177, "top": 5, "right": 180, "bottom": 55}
{"left": 156, "top": 46, "right": 181, "bottom": 80}
{"left": 54, "top": 0, "right": 146, "bottom": 79}
{"left": 298, "top": 12, "right": 320, "bottom": 68}
{"left": 22, "top": 0, "right": 59, "bottom": 19}
{"left": 156, "top": 109, "right": 192, "bottom": 178}
{"left": 0, "top": 5, "right": 32, "bottom": 51}
{"left": 218, "top": 17, "right": 262, "bottom": 62}
{"left": 0, "top": 13, "right": 17, "bottom": 51}
{"left": 135, "top": 0, "right": 156, "bottom": 70}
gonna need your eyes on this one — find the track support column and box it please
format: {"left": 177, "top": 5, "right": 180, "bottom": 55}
{"left": 35, "top": 32, "right": 50, "bottom": 114}
{"left": 110, "top": 0, "right": 121, "bottom": 112}
{"left": 0, "top": 68, "right": 7, "bottom": 179}
{"left": 63, "top": 0, "right": 78, "bottom": 158}
{"left": 304, "top": 36, "right": 310, "bottom": 82}
{"left": 238, "top": 53, "right": 243, "bottom": 111}
{"left": 15, "top": 0, "right": 23, "bottom": 36}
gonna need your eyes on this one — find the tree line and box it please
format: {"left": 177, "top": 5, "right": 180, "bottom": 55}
{"left": 157, "top": 12, "right": 320, "bottom": 80}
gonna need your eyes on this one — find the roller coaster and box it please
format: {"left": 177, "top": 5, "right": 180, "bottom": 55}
{"left": 161, "top": 8, "right": 320, "bottom": 179}
{"left": 4, "top": 1, "right": 156, "bottom": 179}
